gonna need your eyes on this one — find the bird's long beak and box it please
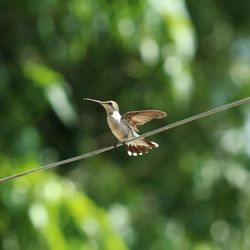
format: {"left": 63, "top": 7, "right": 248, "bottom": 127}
{"left": 84, "top": 98, "right": 103, "bottom": 104}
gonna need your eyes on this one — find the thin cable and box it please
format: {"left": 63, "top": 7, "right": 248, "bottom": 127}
{"left": 0, "top": 96, "right": 250, "bottom": 183}
{"left": 126, "top": 96, "right": 250, "bottom": 142}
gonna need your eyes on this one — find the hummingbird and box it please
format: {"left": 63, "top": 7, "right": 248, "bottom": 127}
{"left": 84, "top": 98, "right": 167, "bottom": 156}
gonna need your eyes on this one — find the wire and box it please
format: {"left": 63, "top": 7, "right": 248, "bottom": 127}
{"left": 0, "top": 96, "right": 250, "bottom": 183}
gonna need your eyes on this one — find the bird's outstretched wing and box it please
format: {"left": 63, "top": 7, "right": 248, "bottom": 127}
{"left": 122, "top": 110, "right": 167, "bottom": 132}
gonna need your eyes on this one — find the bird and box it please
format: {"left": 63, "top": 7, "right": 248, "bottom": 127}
{"left": 84, "top": 98, "right": 167, "bottom": 156}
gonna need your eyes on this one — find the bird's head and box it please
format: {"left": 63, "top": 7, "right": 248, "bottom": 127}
{"left": 84, "top": 98, "right": 119, "bottom": 114}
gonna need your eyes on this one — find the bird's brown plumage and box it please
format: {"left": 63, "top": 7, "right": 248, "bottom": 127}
{"left": 122, "top": 110, "right": 167, "bottom": 132}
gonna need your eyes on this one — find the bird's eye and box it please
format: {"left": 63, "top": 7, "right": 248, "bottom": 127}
{"left": 108, "top": 102, "right": 112, "bottom": 106}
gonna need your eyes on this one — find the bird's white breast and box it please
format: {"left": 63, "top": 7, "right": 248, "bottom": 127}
{"left": 107, "top": 111, "right": 130, "bottom": 140}
{"left": 111, "top": 111, "right": 121, "bottom": 122}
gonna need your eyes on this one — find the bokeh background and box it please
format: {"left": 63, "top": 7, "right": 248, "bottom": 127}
{"left": 1, "top": 0, "right": 250, "bottom": 249}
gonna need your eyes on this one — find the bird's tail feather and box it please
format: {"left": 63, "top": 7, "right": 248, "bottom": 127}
{"left": 126, "top": 138, "right": 159, "bottom": 156}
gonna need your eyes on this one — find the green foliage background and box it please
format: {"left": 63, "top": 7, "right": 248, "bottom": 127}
{"left": 1, "top": 0, "right": 250, "bottom": 249}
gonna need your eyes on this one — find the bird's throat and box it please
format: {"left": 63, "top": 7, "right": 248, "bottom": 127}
{"left": 110, "top": 110, "right": 121, "bottom": 122}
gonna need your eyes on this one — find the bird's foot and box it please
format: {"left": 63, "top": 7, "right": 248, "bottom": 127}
{"left": 120, "top": 139, "right": 127, "bottom": 145}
